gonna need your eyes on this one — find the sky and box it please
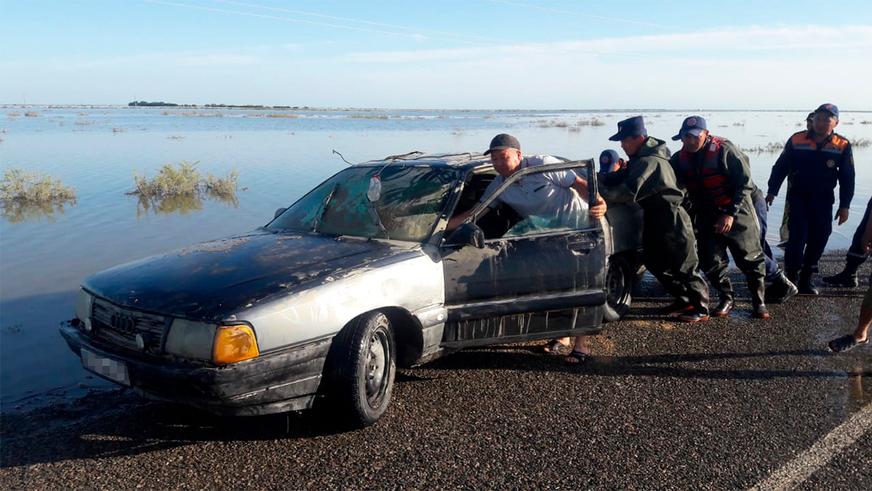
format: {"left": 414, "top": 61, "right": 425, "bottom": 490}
{"left": 2, "top": 0, "right": 872, "bottom": 109}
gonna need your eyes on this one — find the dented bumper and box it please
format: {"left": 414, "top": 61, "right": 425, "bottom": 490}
{"left": 59, "top": 323, "right": 330, "bottom": 416}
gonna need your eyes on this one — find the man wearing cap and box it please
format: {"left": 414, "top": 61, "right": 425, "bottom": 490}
{"left": 669, "top": 116, "right": 779, "bottom": 318}
{"left": 599, "top": 116, "right": 710, "bottom": 322}
{"left": 766, "top": 103, "right": 855, "bottom": 294}
{"left": 599, "top": 149, "right": 627, "bottom": 174}
{"left": 775, "top": 113, "right": 814, "bottom": 247}
{"left": 447, "top": 133, "right": 607, "bottom": 230}
{"left": 447, "top": 134, "right": 608, "bottom": 362}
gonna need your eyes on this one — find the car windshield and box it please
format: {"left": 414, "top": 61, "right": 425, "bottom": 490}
{"left": 267, "top": 165, "right": 458, "bottom": 242}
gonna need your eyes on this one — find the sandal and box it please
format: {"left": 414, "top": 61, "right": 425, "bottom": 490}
{"left": 828, "top": 335, "right": 869, "bottom": 353}
{"left": 564, "top": 350, "right": 590, "bottom": 365}
{"left": 543, "top": 339, "right": 570, "bottom": 356}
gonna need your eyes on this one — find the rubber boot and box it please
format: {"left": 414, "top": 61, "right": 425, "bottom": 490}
{"left": 798, "top": 269, "right": 819, "bottom": 295}
{"left": 712, "top": 292, "right": 734, "bottom": 317}
{"left": 748, "top": 277, "right": 770, "bottom": 319}
{"left": 764, "top": 271, "right": 799, "bottom": 304}
{"left": 822, "top": 264, "right": 859, "bottom": 287}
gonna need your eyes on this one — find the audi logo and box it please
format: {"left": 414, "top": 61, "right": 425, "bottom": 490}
{"left": 109, "top": 313, "right": 137, "bottom": 332}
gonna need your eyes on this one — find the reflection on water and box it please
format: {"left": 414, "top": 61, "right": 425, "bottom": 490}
{"left": 0, "top": 198, "right": 76, "bottom": 224}
{"left": 134, "top": 191, "right": 239, "bottom": 218}
{"left": 847, "top": 359, "right": 870, "bottom": 409}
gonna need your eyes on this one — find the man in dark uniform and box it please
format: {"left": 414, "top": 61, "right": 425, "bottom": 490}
{"left": 766, "top": 103, "right": 855, "bottom": 294}
{"left": 777, "top": 112, "right": 816, "bottom": 248}
{"left": 599, "top": 149, "right": 627, "bottom": 174}
{"left": 669, "top": 116, "right": 772, "bottom": 318}
{"left": 600, "top": 116, "right": 710, "bottom": 322}
{"left": 823, "top": 197, "right": 872, "bottom": 287}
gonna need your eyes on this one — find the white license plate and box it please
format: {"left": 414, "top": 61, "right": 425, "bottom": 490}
{"left": 81, "top": 348, "right": 130, "bottom": 386}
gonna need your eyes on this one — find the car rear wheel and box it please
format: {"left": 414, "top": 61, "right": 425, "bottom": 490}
{"left": 603, "top": 255, "right": 633, "bottom": 322}
{"left": 324, "top": 311, "right": 396, "bottom": 428}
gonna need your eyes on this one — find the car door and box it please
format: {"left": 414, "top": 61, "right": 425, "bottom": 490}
{"left": 439, "top": 160, "right": 606, "bottom": 348}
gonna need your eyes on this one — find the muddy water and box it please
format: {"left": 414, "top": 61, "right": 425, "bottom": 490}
{"left": 2, "top": 107, "right": 871, "bottom": 410}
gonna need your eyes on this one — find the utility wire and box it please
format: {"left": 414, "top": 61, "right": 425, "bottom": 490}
{"left": 210, "top": 0, "right": 512, "bottom": 45}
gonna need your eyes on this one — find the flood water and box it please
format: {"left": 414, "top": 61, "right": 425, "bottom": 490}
{"left": 2, "top": 106, "right": 871, "bottom": 410}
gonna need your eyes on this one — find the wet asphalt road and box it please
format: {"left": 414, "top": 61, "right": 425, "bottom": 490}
{"left": 1, "top": 252, "right": 871, "bottom": 490}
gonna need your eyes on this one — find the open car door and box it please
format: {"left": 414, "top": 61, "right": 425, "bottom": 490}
{"left": 439, "top": 160, "right": 607, "bottom": 348}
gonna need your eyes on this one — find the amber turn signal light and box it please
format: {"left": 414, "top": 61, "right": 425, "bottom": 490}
{"left": 212, "top": 325, "right": 259, "bottom": 364}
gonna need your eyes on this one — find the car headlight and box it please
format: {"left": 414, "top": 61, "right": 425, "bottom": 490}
{"left": 75, "top": 289, "right": 94, "bottom": 332}
{"left": 165, "top": 319, "right": 216, "bottom": 361}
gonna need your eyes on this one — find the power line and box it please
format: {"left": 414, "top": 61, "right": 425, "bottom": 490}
{"left": 143, "top": 0, "right": 500, "bottom": 45}
{"left": 209, "top": 0, "right": 512, "bottom": 44}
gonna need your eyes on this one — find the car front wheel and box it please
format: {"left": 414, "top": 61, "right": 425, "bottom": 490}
{"left": 324, "top": 311, "right": 396, "bottom": 428}
{"left": 603, "top": 255, "right": 633, "bottom": 322}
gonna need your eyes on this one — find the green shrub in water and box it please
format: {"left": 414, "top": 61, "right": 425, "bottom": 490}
{"left": 0, "top": 168, "right": 76, "bottom": 204}
{"left": 131, "top": 161, "right": 239, "bottom": 206}
{"left": 133, "top": 161, "right": 201, "bottom": 198}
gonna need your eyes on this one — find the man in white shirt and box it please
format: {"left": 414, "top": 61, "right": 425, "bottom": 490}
{"left": 447, "top": 134, "right": 607, "bottom": 364}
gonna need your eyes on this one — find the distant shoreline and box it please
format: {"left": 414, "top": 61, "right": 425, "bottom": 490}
{"left": 2, "top": 104, "right": 871, "bottom": 113}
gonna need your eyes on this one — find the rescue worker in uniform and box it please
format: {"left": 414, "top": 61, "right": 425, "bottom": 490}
{"left": 600, "top": 116, "right": 710, "bottom": 322}
{"left": 669, "top": 116, "right": 773, "bottom": 318}
{"left": 766, "top": 103, "right": 855, "bottom": 294}
{"left": 598, "top": 149, "right": 627, "bottom": 174}
{"left": 777, "top": 112, "right": 815, "bottom": 247}
{"left": 823, "top": 197, "right": 872, "bottom": 288}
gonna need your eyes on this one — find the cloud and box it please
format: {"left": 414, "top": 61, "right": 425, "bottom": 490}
{"left": 343, "top": 25, "right": 872, "bottom": 64}
{"left": 2, "top": 24, "right": 871, "bottom": 108}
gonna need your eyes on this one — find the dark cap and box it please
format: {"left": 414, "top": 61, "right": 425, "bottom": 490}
{"left": 484, "top": 133, "right": 521, "bottom": 155}
{"left": 608, "top": 116, "right": 647, "bottom": 141}
{"left": 599, "top": 149, "right": 620, "bottom": 172}
{"left": 672, "top": 116, "right": 708, "bottom": 141}
{"left": 814, "top": 103, "right": 839, "bottom": 119}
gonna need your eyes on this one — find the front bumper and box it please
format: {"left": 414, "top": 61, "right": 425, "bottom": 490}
{"left": 59, "top": 323, "right": 330, "bottom": 416}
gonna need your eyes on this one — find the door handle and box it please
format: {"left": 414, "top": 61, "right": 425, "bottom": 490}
{"left": 568, "top": 239, "right": 597, "bottom": 255}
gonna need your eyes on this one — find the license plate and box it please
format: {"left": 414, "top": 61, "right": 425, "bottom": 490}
{"left": 81, "top": 348, "right": 130, "bottom": 386}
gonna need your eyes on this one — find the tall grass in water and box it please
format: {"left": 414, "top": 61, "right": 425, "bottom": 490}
{"left": 132, "top": 161, "right": 201, "bottom": 198}
{"left": 0, "top": 168, "right": 77, "bottom": 223}
{"left": 205, "top": 170, "right": 240, "bottom": 199}
{"left": 1, "top": 168, "right": 76, "bottom": 204}
{"left": 130, "top": 162, "right": 240, "bottom": 215}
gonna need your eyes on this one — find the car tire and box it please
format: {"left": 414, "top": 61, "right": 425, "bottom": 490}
{"left": 323, "top": 311, "right": 396, "bottom": 428}
{"left": 603, "top": 255, "right": 633, "bottom": 322}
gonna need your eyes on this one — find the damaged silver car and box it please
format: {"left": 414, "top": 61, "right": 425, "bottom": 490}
{"left": 60, "top": 153, "right": 642, "bottom": 427}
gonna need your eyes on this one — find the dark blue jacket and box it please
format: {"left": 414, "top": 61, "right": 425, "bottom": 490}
{"left": 767, "top": 130, "right": 855, "bottom": 209}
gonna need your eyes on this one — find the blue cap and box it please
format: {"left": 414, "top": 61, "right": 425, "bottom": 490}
{"left": 599, "top": 150, "right": 620, "bottom": 172}
{"left": 672, "top": 116, "right": 708, "bottom": 141}
{"left": 815, "top": 103, "right": 839, "bottom": 119}
{"left": 608, "top": 116, "right": 647, "bottom": 141}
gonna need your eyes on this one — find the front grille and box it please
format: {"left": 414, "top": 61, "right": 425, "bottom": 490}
{"left": 91, "top": 298, "right": 168, "bottom": 352}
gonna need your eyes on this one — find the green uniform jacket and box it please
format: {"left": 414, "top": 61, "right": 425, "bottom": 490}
{"left": 599, "top": 136, "right": 684, "bottom": 208}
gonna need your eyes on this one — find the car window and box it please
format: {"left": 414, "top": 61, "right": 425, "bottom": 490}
{"left": 268, "top": 165, "right": 458, "bottom": 242}
{"left": 477, "top": 166, "right": 590, "bottom": 239}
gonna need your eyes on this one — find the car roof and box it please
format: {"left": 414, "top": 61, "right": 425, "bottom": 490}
{"left": 357, "top": 152, "right": 492, "bottom": 171}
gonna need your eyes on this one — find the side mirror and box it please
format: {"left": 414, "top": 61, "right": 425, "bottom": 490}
{"left": 447, "top": 222, "right": 485, "bottom": 249}
{"left": 274, "top": 207, "right": 287, "bottom": 219}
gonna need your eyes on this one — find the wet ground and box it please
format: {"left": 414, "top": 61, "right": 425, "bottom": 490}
{"left": 1, "top": 252, "right": 870, "bottom": 489}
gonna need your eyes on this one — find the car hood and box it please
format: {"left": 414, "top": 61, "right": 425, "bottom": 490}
{"left": 83, "top": 229, "right": 422, "bottom": 320}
